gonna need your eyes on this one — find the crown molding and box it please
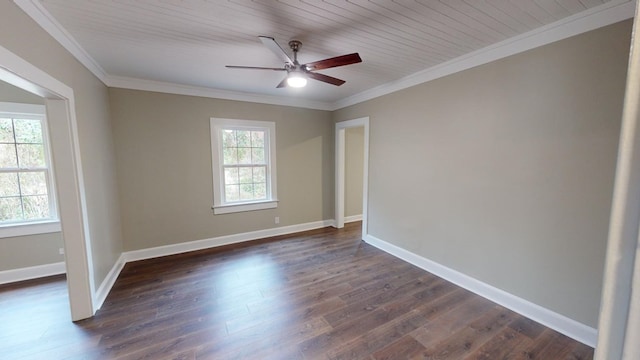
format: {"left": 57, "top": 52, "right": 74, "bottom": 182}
{"left": 14, "top": 0, "right": 108, "bottom": 84}
{"left": 105, "top": 75, "right": 334, "bottom": 111}
{"left": 331, "top": 0, "right": 637, "bottom": 110}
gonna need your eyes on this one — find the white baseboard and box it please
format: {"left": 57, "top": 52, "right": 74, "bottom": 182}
{"left": 93, "top": 253, "right": 126, "bottom": 311}
{"left": 344, "top": 214, "right": 363, "bottom": 223}
{"left": 363, "top": 234, "right": 598, "bottom": 347}
{"left": 92, "top": 219, "right": 335, "bottom": 310}
{"left": 0, "top": 262, "right": 66, "bottom": 285}
{"left": 122, "top": 220, "right": 335, "bottom": 263}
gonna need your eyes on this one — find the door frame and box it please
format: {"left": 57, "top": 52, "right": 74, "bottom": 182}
{"left": 335, "top": 117, "right": 369, "bottom": 236}
{"left": 0, "top": 45, "right": 95, "bottom": 320}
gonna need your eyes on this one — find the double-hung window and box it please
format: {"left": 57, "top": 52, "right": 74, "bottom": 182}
{"left": 210, "top": 118, "right": 277, "bottom": 214}
{"left": 0, "top": 102, "right": 59, "bottom": 237}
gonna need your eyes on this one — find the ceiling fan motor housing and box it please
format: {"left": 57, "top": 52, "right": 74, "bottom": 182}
{"left": 288, "top": 40, "right": 302, "bottom": 53}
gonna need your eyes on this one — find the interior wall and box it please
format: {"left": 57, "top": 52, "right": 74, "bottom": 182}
{"left": 0, "top": 232, "right": 63, "bottom": 271}
{"left": 595, "top": 5, "right": 640, "bottom": 358}
{"left": 0, "top": 1, "right": 124, "bottom": 287}
{"left": 333, "top": 20, "right": 632, "bottom": 328}
{"left": 0, "top": 80, "right": 44, "bottom": 104}
{"left": 0, "top": 80, "right": 63, "bottom": 271}
{"left": 109, "top": 88, "right": 334, "bottom": 251}
{"left": 345, "top": 126, "right": 364, "bottom": 218}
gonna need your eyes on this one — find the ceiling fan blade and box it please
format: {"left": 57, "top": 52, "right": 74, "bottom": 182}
{"left": 304, "top": 53, "right": 362, "bottom": 71}
{"left": 276, "top": 77, "right": 288, "bottom": 88}
{"left": 259, "top": 36, "right": 293, "bottom": 64}
{"left": 306, "top": 72, "right": 346, "bottom": 86}
{"left": 226, "top": 65, "right": 287, "bottom": 71}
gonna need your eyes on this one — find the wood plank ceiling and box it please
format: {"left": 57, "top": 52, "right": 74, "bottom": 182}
{"left": 38, "top": 0, "right": 628, "bottom": 104}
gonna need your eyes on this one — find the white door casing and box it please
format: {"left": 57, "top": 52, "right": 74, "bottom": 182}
{"left": 335, "top": 117, "right": 369, "bottom": 237}
{"left": 0, "top": 45, "right": 95, "bottom": 320}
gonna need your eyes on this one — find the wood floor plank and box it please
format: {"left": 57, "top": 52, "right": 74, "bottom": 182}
{"left": 568, "top": 342, "right": 598, "bottom": 360}
{"left": 328, "top": 288, "right": 472, "bottom": 360}
{"left": 337, "top": 265, "right": 431, "bottom": 304}
{"left": 324, "top": 274, "right": 445, "bottom": 328}
{"left": 409, "top": 295, "right": 496, "bottom": 349}
{"left": 0, "top": 222, "right": 594, "bottom": 359}
{"left": 197, "top": 315, "right": 328, "bottom": 359}
{"left": 516, "top": 328, "right": 565, "bottom": 359}
{"left": 535, "top": 332, "right": 582, "bottom": 359}
{"left": 372, "top": 334, "right": 428, "bottom": 360}
{"left": 300, "top": 276, "right": 459, "bottom": 358}
{"left": 508, "top": 315, "right": 547, "bottom": 339}
{"left": 463, "top": 327, "right": 532, "bottom": 359}
{"left": 411, "top": 306, "right": 520, "bottom": 359}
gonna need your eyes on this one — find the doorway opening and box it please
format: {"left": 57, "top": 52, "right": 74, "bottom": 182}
{"left": 0, "top": 45, "right": 95, "bottom": 320}
{"left": 335, "top": 117, "right": 369, "bottom": 238}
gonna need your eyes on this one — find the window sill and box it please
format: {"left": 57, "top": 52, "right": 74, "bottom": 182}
{"left": 0, "top": 221, "right": 61, "bottom": 238}
{"left": 213, "top": 200, "right": 278, "bottom": 214}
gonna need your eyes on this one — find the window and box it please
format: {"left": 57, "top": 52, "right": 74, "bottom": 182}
{"left": 210, "top": 118, "right": 277, "bottom": 214}
{"left": 0, "top": 102, "right": 59, "bottom": 237}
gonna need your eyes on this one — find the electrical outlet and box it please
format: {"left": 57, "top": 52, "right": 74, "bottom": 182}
{"left": 59, "top": 248, "right": 65, "bottom": 255}
{"left": 275, "top": 216, "right": 280, "bottom": 224}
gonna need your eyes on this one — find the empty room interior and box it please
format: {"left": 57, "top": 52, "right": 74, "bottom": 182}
{"left": 1, "top": 0, "right": 640, "bottom": 359}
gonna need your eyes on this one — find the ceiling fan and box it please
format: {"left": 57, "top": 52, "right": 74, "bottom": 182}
{"left": 226, "top": 36, "right": 362, "bottom": 88}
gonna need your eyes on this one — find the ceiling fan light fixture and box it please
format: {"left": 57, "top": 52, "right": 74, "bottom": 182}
{"left": 287, "top": 72, "right": 307, "bottom": 88}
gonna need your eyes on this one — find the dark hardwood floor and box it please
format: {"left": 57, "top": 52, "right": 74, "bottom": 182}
{"left": 0, "top": 222, "right": 593, "bottom": 359}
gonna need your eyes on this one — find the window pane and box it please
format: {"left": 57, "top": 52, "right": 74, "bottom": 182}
{"left": 224, "top": 167, "right": 239, "bottom": 185}
{"left": 254, "top": 183, "right": 267, "bottom": 200}
{"left": 0, "top": 116, "right": 53, "bottom": 224}
{"left": 19, "top": 172, "right": 47, "bottom": 195}
{"left": 251, "top": 131, "right": 264, "bottom": 147}
{"left": 17, "top": 144, "right": 45, "bottom": 168}
{"left": 0, "top": 172, "right": 19, "bottom": 196}
{"left": 0, "top": 196, "right": 22, "bottom": 221}
{"left": 222, "top": 130, "right": 236, "bottom": 147}
{"left": 225, "top": 185, "right": 239, "bottom": 202}
{"left": 14, "top": 119, "right": 42, "bottom": 144}
{"left": 239, "top": 167, "right": 252, "bottom": 184}
{"left": 223, "top": 148, "right": 237, "bottom": 165}
{"left": 22, "top": 195, "right": 49, "bottom": 220}
{"left": 253, "top": 167, "right": 266, "bottom": 183}
{"left": 236, "top": 131, "right": 250, "bottom": 147}
{"left": 252, "top": 148, "right": 265, "bottom": 164}
{"left": 238, "top": 147, "right": 251, "bottom": 164}
{"left": 0, "top": 144, "right": 17, "bottom": 168}
{"left": 0, "top": 118, "right": 14, "bottom": 143}
{"left": 212, "top": 120, "right": 275, "bottom": 209}
{"left": 239, "top": 183, "right": 253, "bottom": 200}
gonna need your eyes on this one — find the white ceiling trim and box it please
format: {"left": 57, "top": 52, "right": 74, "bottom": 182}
{"left": 14, "top": 0, "right": 108, "bottom": 83}
{"left": 333, "top": 0, "right": 637, "bottom": 110}
{"left": 106, "top": 75, "right": 334, "bottom": 111}
{"left": 14, "top": 0, "right": 637, "bottom": 112}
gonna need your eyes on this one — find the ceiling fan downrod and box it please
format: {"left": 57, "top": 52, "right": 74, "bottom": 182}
{"left": 288, "top": 40, "right": 302, "bottom": 66}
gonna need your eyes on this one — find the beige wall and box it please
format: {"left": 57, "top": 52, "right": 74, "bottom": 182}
{"left": 0, "top": 2, "right": 123, "bottom": 286}
{"left": 0, "top": 80, "right": 63, "bottom": 271}
{"left": 333, "top": 20, "right": 632, "bottom": 327}
{"left": 345, "top": 126, "right": 364, "bottom": 217}
{"left": 0, "top": 80, "right": 44, "bottom": 104}
{"left": 109, "top": 88, "right": 334, "bottom": 251}
{"left": 0, "top": 232, "right": 63, "bottom": 271}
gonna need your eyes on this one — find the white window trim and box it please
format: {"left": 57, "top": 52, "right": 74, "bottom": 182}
{"left": 0, "top": 220, "right": 60, "bottom": 238}
{"left": 210, "top": 118, "right": 278, "bottom": 214}
{"left": 0, "top": 102, "right": 60, "bottom": 237}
